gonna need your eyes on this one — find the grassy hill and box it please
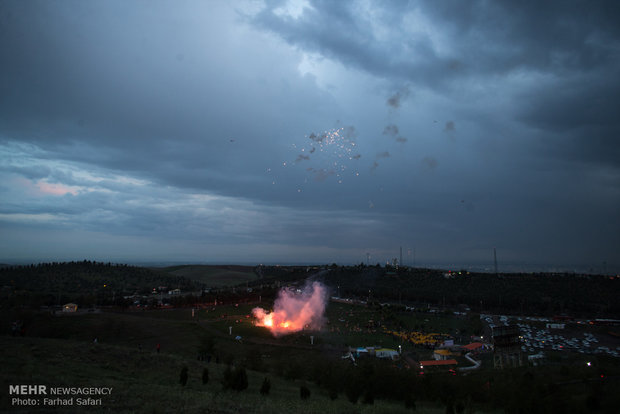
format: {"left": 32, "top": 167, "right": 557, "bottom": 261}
{"left": 4, "top": 303, "right": 619, "bottom": 413}
{"left": 1, "top": 307, "right": 447, "bottom": 414}
{"left": 3, "top": 263, "right": 620, "bottom": 413}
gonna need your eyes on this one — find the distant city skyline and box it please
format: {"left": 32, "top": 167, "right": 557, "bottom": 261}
{"left": 1, "top": 1, "right": 618, "bottom": 271}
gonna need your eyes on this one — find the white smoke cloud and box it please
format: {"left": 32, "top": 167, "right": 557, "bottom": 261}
{"left": 252, "top": 281, "right": 328, "bottom": 336}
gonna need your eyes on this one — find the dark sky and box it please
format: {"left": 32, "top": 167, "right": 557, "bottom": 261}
{"left": 1, "top": 0, "right": 619, "bottom": 271}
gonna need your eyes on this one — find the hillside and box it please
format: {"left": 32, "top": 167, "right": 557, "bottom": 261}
{"left": 0, "top": 261, "right": 201, "bottom": 309}
{"left": 4, "top": 301, "right": 620, "bottom": 413}
{"left": 1, "top": 306, "right": 452, "bottom": 414}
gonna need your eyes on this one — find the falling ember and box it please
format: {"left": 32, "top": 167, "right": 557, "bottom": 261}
{"left": 252, "top": 281, "right": 328, "bottom": 337}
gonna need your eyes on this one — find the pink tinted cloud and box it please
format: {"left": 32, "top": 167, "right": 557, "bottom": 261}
{"left": 36, "top": 180, "right": 80, "bottom": 196}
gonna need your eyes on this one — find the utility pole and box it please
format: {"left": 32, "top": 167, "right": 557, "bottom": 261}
{"left": 494, "top": 247, "right": 498, "bottom": 275}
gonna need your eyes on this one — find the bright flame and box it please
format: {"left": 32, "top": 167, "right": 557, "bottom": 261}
{"left": 253, "top": 281, "right": 328, "bottom": 336}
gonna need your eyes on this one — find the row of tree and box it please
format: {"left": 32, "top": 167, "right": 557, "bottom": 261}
{"left": 321, "top": 266, "right": 620, "bottom": 317}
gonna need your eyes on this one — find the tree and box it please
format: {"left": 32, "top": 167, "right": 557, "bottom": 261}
{"left": 198, "top": 336, "right": 215, "bottom": 360}
{"left": 404, "top": 393, "right": 416, "bottom": 410}
{"left": 328, "top": 386, "right": 338, "bottom": 400}
{"left": 222, "top": 365, "right": 233, "bottom": 389}
{"left": 345, "top": 382, "right": 361, "bottom": 404}
{"left": 260, "top": 377, "right": 271, "bottom": 396}
{"left": 362, "top": 388, "right": 374, "bottom": 405}
{"left": 300, "top": 385, "right": 311, "bottom": 400}
{"left": 180, "top": 366, "right": 188, "bottom": 386}
{"left": 231, "top": 367, "right": 248, "bottom": 391}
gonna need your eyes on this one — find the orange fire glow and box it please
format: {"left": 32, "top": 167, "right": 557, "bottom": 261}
{"left": 252, "top": 282, "right": 328, "bottom": 336}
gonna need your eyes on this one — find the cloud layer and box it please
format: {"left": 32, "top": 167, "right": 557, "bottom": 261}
{"left": 1, "top": 0, "right": 618, "bottom": 271}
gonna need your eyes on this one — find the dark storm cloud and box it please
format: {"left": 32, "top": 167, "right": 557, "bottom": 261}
{"left": 247, "top": 0, "right": 620, "bottom": 179}
{"left": 0, "top": 0, "right": 338, "bottom": 203}
{"left": 2, "top": 164, "right": 51, "bottom": 180}
{"left": 1, "top": 0, "right": 619, "bottom": 268}
{"left": 517, "top": 74, "right": 620, "bottom": 168}
{"left": 249, "top": 1, "right": 615, "bottom": 84}
{"left": 247, "top": 1, "right": 451, "bottom": 87}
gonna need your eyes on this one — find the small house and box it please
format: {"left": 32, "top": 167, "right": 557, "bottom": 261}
{"left": 375, "top": 348, "right": 399, "bottom": 360}
{"left": 63, "top": 303, "right": 78, "bottom": 312}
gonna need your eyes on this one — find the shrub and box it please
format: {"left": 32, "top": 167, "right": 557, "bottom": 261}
{"left": 223, "top": 366, "right": 248, "bottom": 391}
{"left": 260, "top": 377, "right": 271, "bottom": 396}
{"left": 180, "top": 366, "right": 188, "bottom": 386}
{"left": 404, "top": 394, "right": 416, "bottom": 410}
{"left": 300, "top": 385, "right": 311, "bottom": 400}
{"left": 222, "top": 365, "right": 232, "bottom": 388}
{"left": 345, "top": 376, "right": 362, "bottom": 404}
{"left": 362, "top": 388, "right": 374, "bottom": 405}
{"left": 328, "top": 386, "right": 338, "bottom": 400}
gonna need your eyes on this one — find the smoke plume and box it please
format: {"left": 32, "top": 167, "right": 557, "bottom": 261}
{"left": 252, "top": 281, "right": 328, "bottom": 337}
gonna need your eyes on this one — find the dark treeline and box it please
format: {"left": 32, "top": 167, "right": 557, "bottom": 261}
{"left": 3, "top": 261, "right": 619, "bottom": 318}
{"left": 0, "top": 261, "right": 200, "bottom": 308}
{"left": 255, "top": 264, "right": 620, "bottom": 317}
{"left": 325, "top": 265, "right": 620, "bottom": 317}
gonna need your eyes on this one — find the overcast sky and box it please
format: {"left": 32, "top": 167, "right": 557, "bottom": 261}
{"left": 1, "top": 0, "right": 618, "bottom": 271}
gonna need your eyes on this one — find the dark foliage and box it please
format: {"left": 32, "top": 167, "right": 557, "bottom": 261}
{"left": 0, "top": 261, "right": 200, "bottom": 308}
{"left": 222, "top": 366, "right": 248, "bottom": 392}
{"left": 299, "top": 385, "right": 310, "bottom": 400}
{"left": 322, "top": 266, "right": 620, "bottom": 317}
{"left": 362, "top": 388, "right": 374, "bottom": 405}
{"left": 404, "top": 393, "right": 416, "bottom": 410}
{"left": 260, "top": 377, "right": 271, "bottom": 396}
{"left": 345, "top": 380, "right": 361, "bottom": 404}
{"left": 328, "top": 387, "right": 338, "bottom": 401}
{"left": 179, "top": 366, "right": 188, "bottom": 386}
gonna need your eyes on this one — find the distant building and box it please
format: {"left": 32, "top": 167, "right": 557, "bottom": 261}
{"left": 375, "top": 348, "right": 399, "bottom": 360}
{"left": 352, "top": 347, "right": 370, "bottom": 358}
{"left": 442, "top": 339, "right": 455, "bottom": 347}
{"left": 462, "top": 342, "right": 490, "bottom": 353}
{"left": 434, "top": 349, "right": 453, "bottom": 360}
{"left": 63, "top": 303, "right": 78, "bottom": 312}
{"left": 351, "top": 346, "right": 399, "bottom": 360}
